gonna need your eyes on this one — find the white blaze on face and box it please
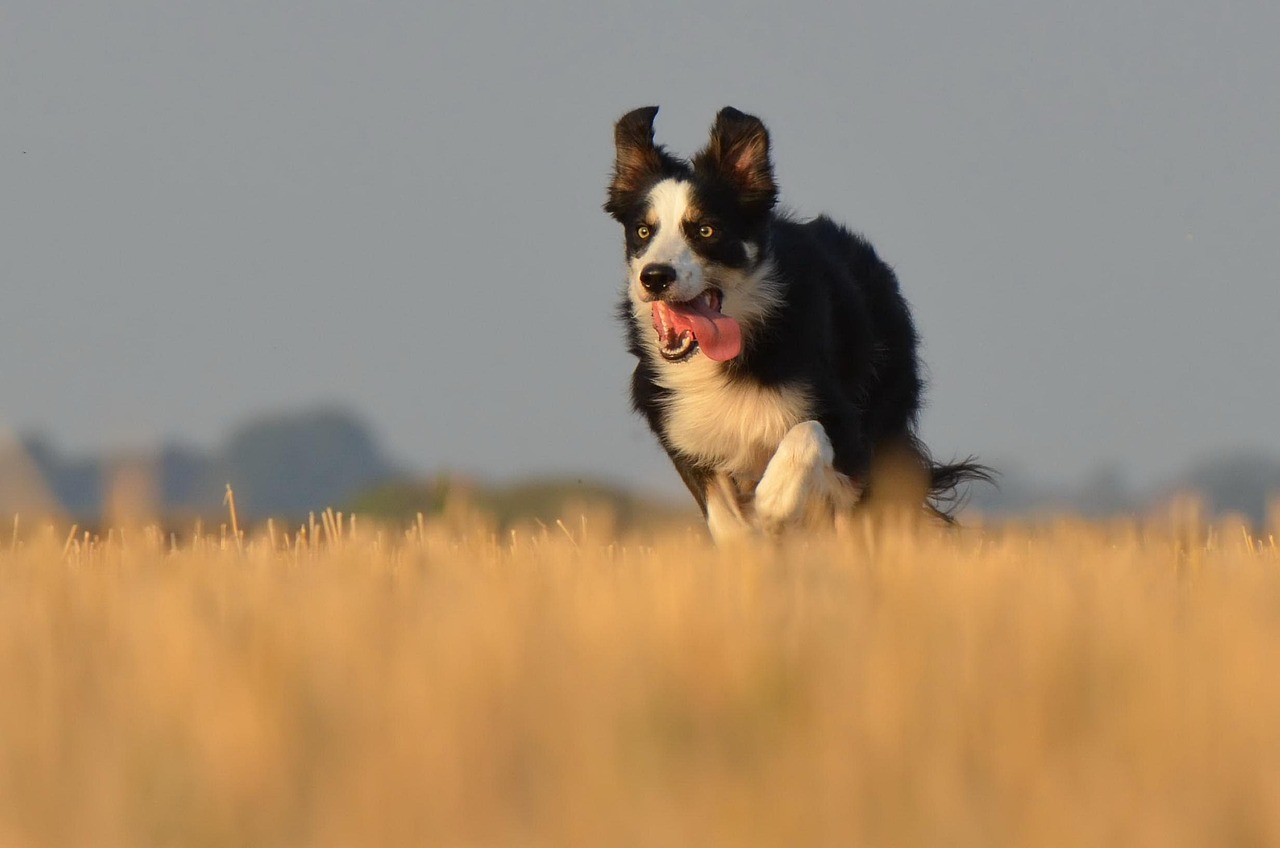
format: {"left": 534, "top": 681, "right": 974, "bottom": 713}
{"left": 630, "top": 179, "right": 706, "bottom": 303}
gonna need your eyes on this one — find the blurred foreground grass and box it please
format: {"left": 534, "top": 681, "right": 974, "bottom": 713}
{"left": 2, "top": 504, "right": 1280, "bottom": 847}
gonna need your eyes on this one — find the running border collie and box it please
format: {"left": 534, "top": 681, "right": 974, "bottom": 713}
{"left": 605, "top": 106, "right": 989, "bottom": 541}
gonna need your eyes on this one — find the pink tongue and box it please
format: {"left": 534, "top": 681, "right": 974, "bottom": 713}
{"left": 652, "top": 299, "right": 742, "bottom": 362}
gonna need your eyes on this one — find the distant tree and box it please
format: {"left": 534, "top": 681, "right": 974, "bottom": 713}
{"left": 157, "top": 443, "right": 215, "bottom": 514}
{"left": 218, "top": 407, "right": 398, "bottom": 519}
{"left": 20, "top": 435, "right": 103, "bottom": 518}
{"left": 1175, "top": 451, "right": 1280, "bottom": 529}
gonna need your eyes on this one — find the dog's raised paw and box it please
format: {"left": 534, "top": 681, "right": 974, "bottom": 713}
{"left": 754, "top": 421, "right": 833, "bottom": 533}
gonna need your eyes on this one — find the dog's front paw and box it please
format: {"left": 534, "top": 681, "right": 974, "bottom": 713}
{"left": 755, "top": 421, "right": 834, "bottom": 534}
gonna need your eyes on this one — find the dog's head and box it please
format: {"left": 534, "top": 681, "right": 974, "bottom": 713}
{"left": 605, "top": 106, "right": 780, "bottom": 364}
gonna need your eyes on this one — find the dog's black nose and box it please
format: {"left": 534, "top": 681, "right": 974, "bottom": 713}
{"left": 639, "top": 264, "right": 677, "bottom": 295}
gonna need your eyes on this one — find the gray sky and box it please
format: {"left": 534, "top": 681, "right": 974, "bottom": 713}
{"left": 3, "top": 0, "right": 1278, "bottom": 493}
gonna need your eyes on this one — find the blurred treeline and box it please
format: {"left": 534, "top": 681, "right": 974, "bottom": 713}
{"left": 3, "top": 406, "right": 1280, "bottom": 530}
{"left": 0, "top": 406, "right": 693, "bottom": 533}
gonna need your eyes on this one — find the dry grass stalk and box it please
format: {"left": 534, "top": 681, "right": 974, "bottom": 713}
{"left": 223, "top": 484, "right": 244, "bottom": 555}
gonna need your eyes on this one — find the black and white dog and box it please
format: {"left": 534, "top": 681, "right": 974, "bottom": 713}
{"left": 606, "top": 106, "right": 988, "bottom": 541}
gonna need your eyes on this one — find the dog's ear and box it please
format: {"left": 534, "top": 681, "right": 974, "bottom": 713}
{"left": 694, "top": 107, "right": 777, "bottom": 212}
{"left": 606, "top": 106, "right": 665, "bottom": 218}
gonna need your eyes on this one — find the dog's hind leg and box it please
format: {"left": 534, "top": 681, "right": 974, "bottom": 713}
{"left": 755, "top": 421, "right": 862, "bottom": 535}
{"left": 705, "top": 473, "right": 754, "bottom": 543}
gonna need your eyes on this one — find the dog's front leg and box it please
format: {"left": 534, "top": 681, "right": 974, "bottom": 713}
{"left": 754, "top": 420, "right": 861, "bottom": 534}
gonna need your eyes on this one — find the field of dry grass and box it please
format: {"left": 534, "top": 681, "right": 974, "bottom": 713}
{"left": 3, "top": 501, "right": 1280, "bottom": 847}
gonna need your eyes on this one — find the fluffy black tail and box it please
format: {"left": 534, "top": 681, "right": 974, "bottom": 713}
{"left": 928, "top": 457, "right": 997, "bottom": 522}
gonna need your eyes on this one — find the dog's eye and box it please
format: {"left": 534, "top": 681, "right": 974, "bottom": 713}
{"left": 698, "top": 224, "right": 715, "bottom": 238}
{"left": 636, "top": 224, "right": 651, "bottom": 239}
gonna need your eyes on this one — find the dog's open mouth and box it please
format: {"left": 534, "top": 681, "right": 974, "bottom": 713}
{"left": 651, "top": 288, "right": 743, "bottom": 363}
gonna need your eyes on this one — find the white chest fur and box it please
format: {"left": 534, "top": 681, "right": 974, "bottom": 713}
{"left": 657, "top": 357, "right": 812, "bottom": 480}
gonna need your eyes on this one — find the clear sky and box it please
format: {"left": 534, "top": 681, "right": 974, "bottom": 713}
{"left": 3, "top": 1, "right": 1278, "bottom": 493}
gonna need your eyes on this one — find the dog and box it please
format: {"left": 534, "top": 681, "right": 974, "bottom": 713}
{"left": 605, "top": 106, "right": 989, "bottom": 541}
